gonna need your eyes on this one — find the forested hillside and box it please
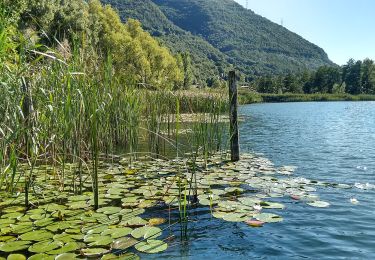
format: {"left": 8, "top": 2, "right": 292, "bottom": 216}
{"left": 102, "top": 0, "right": 334, "bottom": 84}
{"left": 101, "top": 0, "right": 230, "bottom": 86}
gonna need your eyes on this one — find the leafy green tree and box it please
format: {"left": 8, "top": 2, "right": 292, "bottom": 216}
{"left": 256, "top": 77, "right": 275, "bottom": 93}
{"left": 283, "top": 73, "right": 302, "bottom": 93}
{"left": 361, "top": 59, "right": 375, "bottom": 94}
{"left": 181, "top": 52, "right": 193, "bottom": 89}
{"left": 313, "top": 66, "right": 341, "bottom": 93}
{"left": 343, "top": 59, "right": 362, "bottom": 94}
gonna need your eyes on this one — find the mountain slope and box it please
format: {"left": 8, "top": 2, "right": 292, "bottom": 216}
{"left": 102, "top": 0, "right": 334, "bottom": 83}
{"left": 104, "top": 0, "right": 230, "bottom": 84}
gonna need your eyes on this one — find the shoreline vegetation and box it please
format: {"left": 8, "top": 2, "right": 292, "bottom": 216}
{"left": 238, "top": 91, "right": 375, "bottom": 104}
{"left": 175, "top": 89, "right": 375, "bottom": 105}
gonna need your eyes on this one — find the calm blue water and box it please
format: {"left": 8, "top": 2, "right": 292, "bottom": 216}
{"left": 147, "top": 102, "right": 375, "bottom": 260}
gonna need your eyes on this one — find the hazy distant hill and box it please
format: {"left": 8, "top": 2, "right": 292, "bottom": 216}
{"left": 102, "top": 0, "right": 334, "bottom": 84}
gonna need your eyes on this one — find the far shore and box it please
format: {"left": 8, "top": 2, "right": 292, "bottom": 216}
{"left": 238, "top": 91, "right": 375, "bottom": 104}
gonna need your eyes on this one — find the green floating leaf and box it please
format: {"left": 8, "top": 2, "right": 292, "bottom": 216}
{"left": 34, "top": 218, "right": 54, "bottom": 227}
{"left": 211, "top": 211, "right": 227, "bottom": 219}
{"left": 54, "top": 233, "right": 84, "bottom": 243}
{"left": 68, "top": 195, "right": 90, "bottom": 202}
{"left": 86, "top": 225, "right": 108, "bottom": 235}
{"left": 0, "top": 236, "right": 15, "bottom": 242}
{"left": 0, "top": 219, "right": 15, "bottom": 225}
{"left": 27, "top": 253, "right": 55, "bottom": 260}
{"left": 46, "top": 242, "right": 83, "bottom": 255}
{"left": 238, "top": 197, "right": 262, "bottom": 207}
{"left": 46, "top": 222, "right": 72, "bottom": 232}
{"left": 101, "top": 228, "right": 132, "bottom": 239}
{"left": 83, "top": 233, "right": 99, "bottom": 243}
{"left": 3, "top": 206, "right": 24, "bottom": 213}
{"left": 131, "top": 226, "right": 161, "bottom": 239}
{"left": 20, "top": 230, "right": 54, "bottom": 241}
{"left": 307, "top": 201, "right": 330, "bottom": 208}
{"left": 80, "top": 248, "right": 109, "bottom": 257}
{"left": 88, "top": 236, "right": 113, "bottom": 247}
{"left": 10, "top": 223, "right": 33, "bottom": 234}
{"left": 134, "top": 239, "right": 168, "bottom": 254}
{"left": 101, "top": 253, "right": 140, "bottom": 260}
{"left": 111, "top": 237, "right": 138, "bottom": 250}
{"left": 254, "top": 213, "right": 283, "bottom": 223}
{"left": 67, "top": 201, "right": 88, "bottom": 210}
{"left": 6, "top": 254, "right": 26, "bottom": 260}
{"left": 54, "top": 253, "right": 77, "bottom": 260}
{"left": 97, "top": 207, "right": 121, "bottom": 215}
{"left": 222, "top": 213, "right": 247, "bottom": 222}
{"left": 224, "top": 187, "right": 244, "bottom": 195}
{"left": 0, "top": 240, "right": 31, "bottom": 252}
{"left": 121, "top": 217, "right": 147, "bottom": 227}
{"left": 28, "top": 240, "right": 63, "bottom": 253}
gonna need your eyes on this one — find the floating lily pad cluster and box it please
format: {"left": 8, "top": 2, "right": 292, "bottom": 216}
{"left": 0, "top": 152, "right": 341, "bottom": 259}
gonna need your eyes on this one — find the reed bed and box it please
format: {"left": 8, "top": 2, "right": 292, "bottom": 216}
{"left": 0, "top": 37, "right": 229, "bottom": 208}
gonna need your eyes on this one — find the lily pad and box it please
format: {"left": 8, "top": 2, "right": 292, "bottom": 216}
{"left": 134, "top": 239, "right": 168, "bottom": 254}
{"left": 131, "top": 226, "right": 161, "bottom": 239}
{"left": 53, "top": 233, "right": 83, "bottom": 243}
{"left": 121, "top": 217, "right": 147, "bottom": 227}
{"left": 238, "top": 197, "right": 262, "bottom": 207}
{"left": 80, "top": 248, "right": 109, "bottom": 257}
{"left": 6, "top": 254, "right": 26, "bottom": 260}
{"left": 111, "top": 237, "right": 138, "bottom": 250}
{"left": 46, "top": 242, "right": 82, "bottom": 255}
{"left": 34, "top": 218, "right": 54, "bottom": 227}
{"left": 20, "top": 230, "right": 54, "bottom": 241}
{"left": 222, "top": 213, "right": 247, "bottom": 222}
{"left": 54, "top": 253, "right": 77, "bottom": 260}
{"left": 27, "top": 253, "right": 55, "bottom": 260}
{"left": 101, "top": 228, "right": 132, "bottom": 239}
{"left": 0, "top": 236, "right": 15, "bottom": 242}
{"left": 86, "top": 225, "right": 108, "bottom": 235}
{"left": 254, "top": 213, "right": 283, "bottom": 223}
{"left": 46, "top": 222, "right": 72, "bottom": 232}
{"left": 0, "top": 240, "right": 31, "bottom": 252}
{"left": 29, "top": 240, "right": 63, "bottom": 253}
{"left": 97, "top": 207, "right": 121, "bottom": 215}
{"left": 88, "top": 236, "right": 113, "bottom": 247}
{"left": 101, "top": 253, "right": 139, "bottom": 260}
{"left": 10, "top": 223, "right": 33, "bottom": 234}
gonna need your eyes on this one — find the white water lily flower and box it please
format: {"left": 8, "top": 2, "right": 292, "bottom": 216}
{"left": 253, "top": 204, "right": 262, "bottom": 211}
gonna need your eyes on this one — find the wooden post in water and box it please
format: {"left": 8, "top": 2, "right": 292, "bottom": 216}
{"left": 228, "top": 71, "right": 240, "bottom": 161}
{"left": 21, "top": 77, "right": 31, "bottom": 209}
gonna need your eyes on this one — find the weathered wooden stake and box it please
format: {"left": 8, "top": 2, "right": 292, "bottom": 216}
{"left": 21, "top": 77, "right": 30, "bottom": 209}
{"left": 228, "top": 71, "right": 240, "bottom": 161}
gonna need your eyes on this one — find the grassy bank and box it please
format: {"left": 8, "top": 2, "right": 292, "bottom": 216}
{"left": 238, "top": 90, "right": 375, "bottom": 104}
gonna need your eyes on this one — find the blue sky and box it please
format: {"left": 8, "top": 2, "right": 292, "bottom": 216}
{"left": 234, "top": 0, "right": 375, "bottom": 65}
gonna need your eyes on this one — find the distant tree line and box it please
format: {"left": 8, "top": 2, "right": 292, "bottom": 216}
{"left": 251, "top": 59, "right": 375, "bottom": 95}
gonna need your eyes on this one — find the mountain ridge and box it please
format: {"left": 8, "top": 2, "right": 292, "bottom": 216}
{"left": 102, "top": 0, "right": 334, "bottom": 85}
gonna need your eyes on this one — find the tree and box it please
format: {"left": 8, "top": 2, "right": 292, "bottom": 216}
{"left": 361, "top": 59, "right": 375, "bottom": 94}
{"left": 283, "top": 73, "right": 301, "bottom": 93}
{"left": 313, "top": 66, "right": 341, "bottom": 93}
{"left": 343, "top": 59, "right": 362, "bottom": 94}
{"left": 256, "top": 76, "right": 275, "bottom": 93}
{"left": 181, "top": 52, "right": 193, "bottom": 89}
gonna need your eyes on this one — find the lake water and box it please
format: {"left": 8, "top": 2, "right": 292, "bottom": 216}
{"left": 154, "top": 102, "right": 375, "bottom": 260}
